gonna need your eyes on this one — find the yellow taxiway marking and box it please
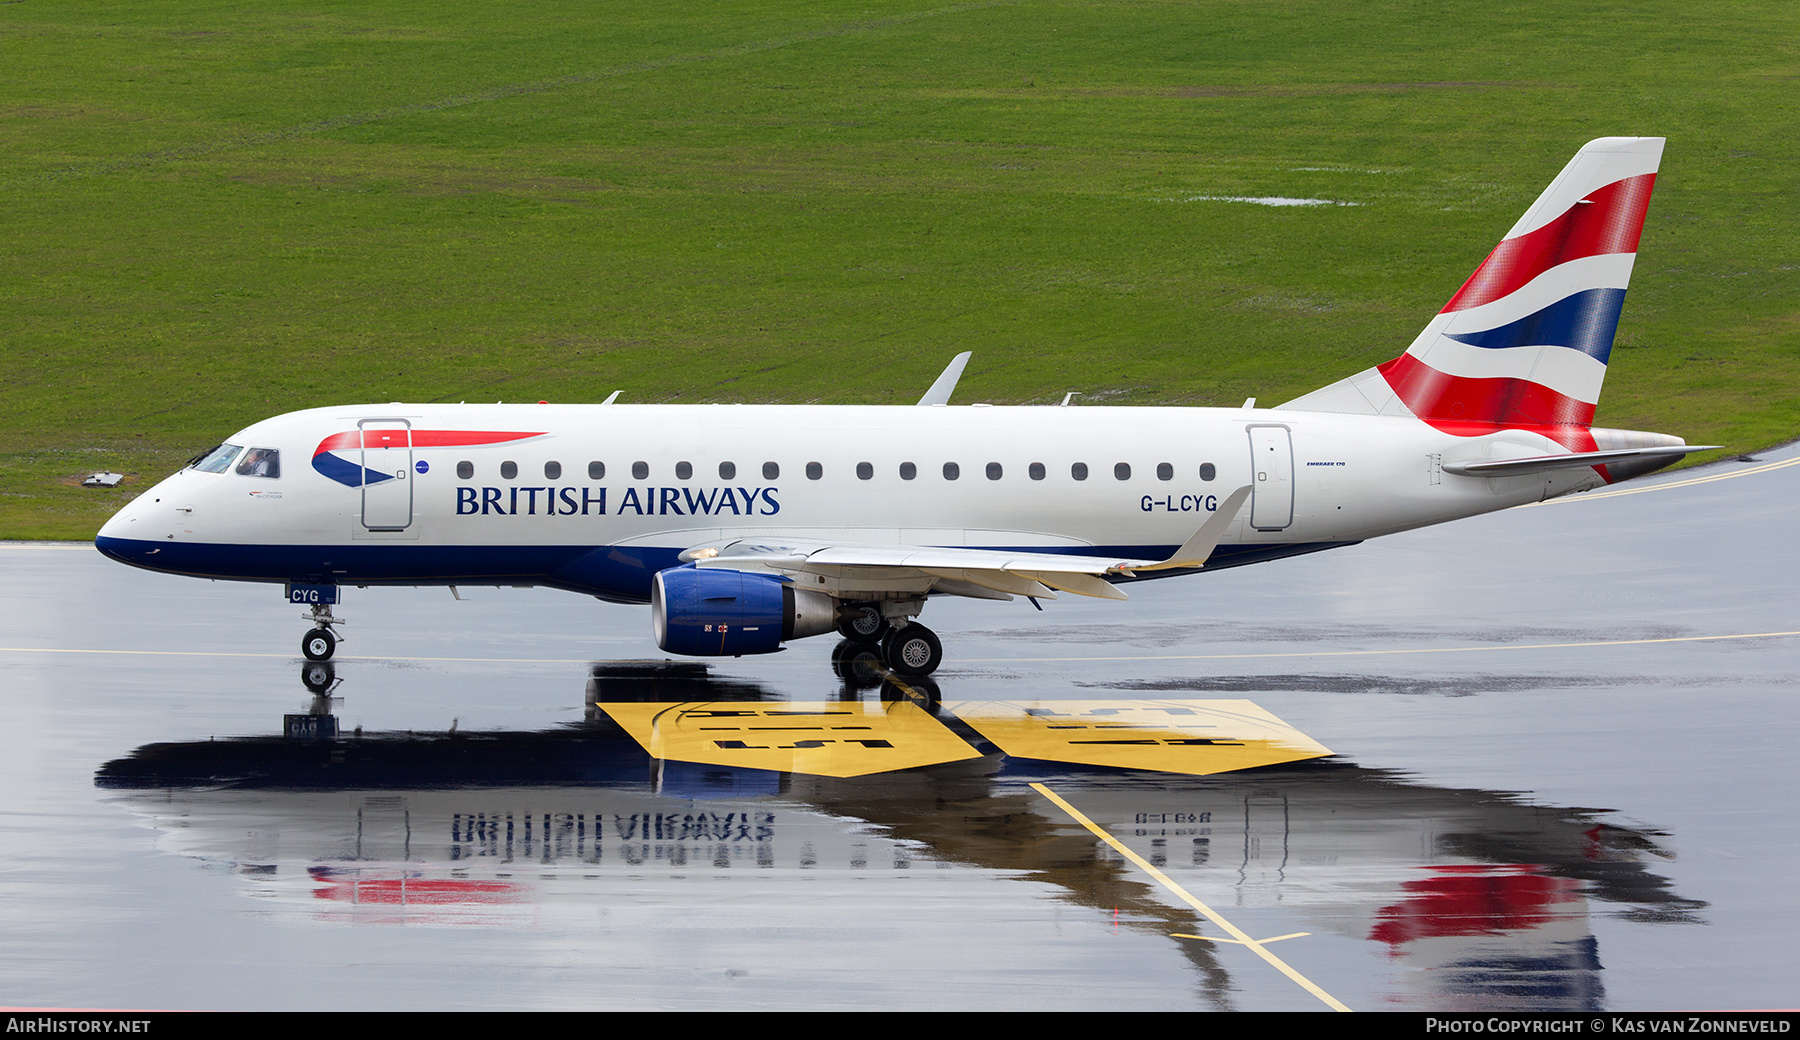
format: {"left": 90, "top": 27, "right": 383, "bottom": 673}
{"left": 950, "top": 700, "right": 1331, "bottom": 776}
{"left": 1032, "top": 782, "right": 1351, "bottom": 1013}
{"left": 603, "top": 701, "right": 981, "bottom": 777}
{"left": 1173, "top": 931, "right": 1311, "bottom": 946}
{"left": 1534, "top": 454, "right": 1800, "bottom": 506}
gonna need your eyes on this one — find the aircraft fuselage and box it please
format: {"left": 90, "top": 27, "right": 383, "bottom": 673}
{"left": 96, "top": 401, "right": 1611, "bottom": 603}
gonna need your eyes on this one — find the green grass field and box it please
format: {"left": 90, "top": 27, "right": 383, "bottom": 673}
{"left": 3, "top": 0, "right": 1796, "bottom": 538}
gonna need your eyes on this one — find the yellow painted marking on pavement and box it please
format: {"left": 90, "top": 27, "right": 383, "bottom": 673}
{"left": 1032, "top": 782, "right": 1350, "bottom": 1013}
{"left": 949, "top": 700, "right": 1331, "bottom": 776}
{"left": 1535, "top": 454, "right": 1800, "bottom": 505}
{"left": 1172, "top": 931, "right": 1311, "bottom": 946}
{"left": 602, "top": 701, "right": 980, "bottom": 778}
{"left": 961, "top": 629, "right": 1800, "bottom": 665}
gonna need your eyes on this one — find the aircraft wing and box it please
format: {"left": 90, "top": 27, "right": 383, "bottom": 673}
{"left": 683, "top": 486, "right": 1252, "bottom": 602}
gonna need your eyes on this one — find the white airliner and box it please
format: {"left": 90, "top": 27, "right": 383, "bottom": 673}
{"left": 96, "top": 138, "right": 1710, "bottom": 676}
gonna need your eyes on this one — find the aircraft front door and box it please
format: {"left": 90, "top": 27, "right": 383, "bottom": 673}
{"left": 1247, "top": 425, "right": 1294, "bottom": 531}
{"left": 359, "top": 419, "right": 414, "bottom": 531}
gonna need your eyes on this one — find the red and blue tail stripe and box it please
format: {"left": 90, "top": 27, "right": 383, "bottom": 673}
{"left": 1277, "top": 138, "right": 1665, "bottom": 460}
{"left": 1389, "top": 140, "right": 1663, "bottom": 451}
{"left": 1440, "top": 172, "right": 1655, "bottom": 314}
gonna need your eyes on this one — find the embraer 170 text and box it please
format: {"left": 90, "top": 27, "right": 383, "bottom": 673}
{"left": 98, "top": 138, "right": 1711, "bottom": 677}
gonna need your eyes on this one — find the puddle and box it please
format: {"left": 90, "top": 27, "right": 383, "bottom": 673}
{"left": 1175, "top": 195, "right": 1360, "bottom": 207}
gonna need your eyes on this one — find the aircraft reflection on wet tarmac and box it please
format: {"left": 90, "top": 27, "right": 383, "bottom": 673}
{"left": 96, "top": 658, "right": 1704, "bottom": 1012}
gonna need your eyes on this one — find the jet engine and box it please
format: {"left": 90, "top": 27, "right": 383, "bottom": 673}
{"left": 651, "top": 565, "right": 837, "bottom": 656}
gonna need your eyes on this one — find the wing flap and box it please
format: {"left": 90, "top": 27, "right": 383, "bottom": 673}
{"left": 1013, "top": 570, "right": 1129, "bottom": 600}
{"left": 919, "top": 568, "right": 1058, "bottom": 599}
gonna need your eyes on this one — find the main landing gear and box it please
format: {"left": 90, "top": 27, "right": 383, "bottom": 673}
{"left": 836, "top": 602, "right": 942, "bottom": 677}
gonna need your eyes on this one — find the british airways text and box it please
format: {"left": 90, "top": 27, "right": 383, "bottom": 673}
{"left": 455, "top": 485, "right": 781, "bottom": 517}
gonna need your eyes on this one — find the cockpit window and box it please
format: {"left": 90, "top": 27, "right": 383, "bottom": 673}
{"left": 189, "top": 443, "right": 242, "bottom": 473}
{"left": 235, "top": 447, "right": 280, "bottom": 478}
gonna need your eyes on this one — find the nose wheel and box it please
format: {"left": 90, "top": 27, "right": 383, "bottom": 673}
{"left": 299, "top": 601, "right": 344, "bottom": 661}
{"left": 302, "top": 627, "right": 336, "bottom": 662}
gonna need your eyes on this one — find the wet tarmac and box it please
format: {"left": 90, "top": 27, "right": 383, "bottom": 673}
{"left": 3, "top": 444, "right": 1797, "bottom": 1011}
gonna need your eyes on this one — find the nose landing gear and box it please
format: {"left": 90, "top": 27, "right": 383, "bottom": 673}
{"left": 300, "top": 602, "right": 344, "bottom": 662}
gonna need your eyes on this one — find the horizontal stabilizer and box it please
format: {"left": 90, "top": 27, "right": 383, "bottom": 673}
{"left": 1442, "top": 444, "right": 1716, "bottom": 477}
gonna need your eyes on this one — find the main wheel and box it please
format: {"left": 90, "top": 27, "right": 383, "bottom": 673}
{"left": 831, "top": 639, "right": 884, "bottom": 689}
{"left": 302, "top": 627, "right": 336, "bottom": 662}
{"left": 881, "top": 623, "right": 942, "bottom": 677}
{"left": 836, "top": 603, "right": 889, "bottom": 643}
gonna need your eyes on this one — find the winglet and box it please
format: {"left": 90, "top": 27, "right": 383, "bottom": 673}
{"left": 1123, "top": 485, "right": 1251, "bottom": 573}
{"left": 917, "top": 352, "right": 973, "bottom": 406}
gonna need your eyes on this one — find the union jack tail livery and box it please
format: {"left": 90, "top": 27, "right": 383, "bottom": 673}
{"left": 1281, "top": 137, "right": 1667, "bottom": 463}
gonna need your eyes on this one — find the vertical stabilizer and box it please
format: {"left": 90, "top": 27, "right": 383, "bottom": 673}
{"left": 1279, "top": 138, "right": 1664, "bottom": 447}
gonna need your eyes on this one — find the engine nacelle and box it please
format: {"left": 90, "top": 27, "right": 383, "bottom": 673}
{"left": 651, "top": 566, "right": 837, "bottom": 657}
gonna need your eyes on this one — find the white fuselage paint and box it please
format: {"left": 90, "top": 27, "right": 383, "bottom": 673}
{"left": 98, "top": 402, "right": 1599, "bottom": 602}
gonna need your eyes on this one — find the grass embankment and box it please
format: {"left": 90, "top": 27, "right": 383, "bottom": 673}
{"left": 3, "top": 0, "right": 1796, "bottom": 538}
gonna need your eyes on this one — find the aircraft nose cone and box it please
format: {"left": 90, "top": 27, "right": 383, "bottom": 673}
{"left": 96, "top": 503, "right": 133, "bottom": 542}
{"left": 94, "top": 480, "right": 165, "bottom": 565}
{"left": 95, "top": 503, "right": 141, "bottom": 563}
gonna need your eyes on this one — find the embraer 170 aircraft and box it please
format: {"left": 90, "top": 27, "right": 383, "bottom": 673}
{"left": 97, "top": 138, "right": 1709, "bottom": 677}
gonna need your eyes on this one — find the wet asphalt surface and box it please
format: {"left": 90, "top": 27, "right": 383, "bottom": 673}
{"left": 2, "top": 443, "right": 1796, "bottom": 1011}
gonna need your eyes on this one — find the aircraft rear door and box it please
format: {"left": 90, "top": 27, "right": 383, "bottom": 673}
{"left": 359, "top": 419, "right": 414, "bottom": 531}
{"left": 1247, "top": 425, "right": 1294, "bottom": 531}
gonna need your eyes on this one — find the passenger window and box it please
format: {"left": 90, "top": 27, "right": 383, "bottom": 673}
{"left": 545, "top": 461, "right": 562, "bottom": 480}
{"left": 943, "top": 462, "right": 960, "bottom": 480}
{"left": 763, "top": 461, "right": 779, "bottom": 480}
{"left": 1071, "top": 462, "right": 1088, "bottom": 481}
{"left": 856, "top": 462, "right": 873, "bottom": 480}
{"left": 1114, "top": 463, "right": 1131, "bottom": 481}
{"left": 457, "top": 461, "right": 474, "bottom": 480}
{"left": 500, "top": 461, "right": 518, "bottom": 480}
{"left": 719, "top": 461, "right": 736, "bottom": 480}
{"left": 235, "top": 448, "right": 280, "bottom": 479}
{"left": 1028, "top": 462, "right": 1045, "bottom": 480}
{"left": 632, "top": 461, "right": 648, "bottom": 480}
{"left": 1199, "top": 463, "right": 1216, "bottom": 481}
{"left": 899, "top": 462, "right": 917, "bottom": 480}
{"left": 675, "top": 461, "right": 693, "bottom": 480}
{"left": 589, "top": 461, "right": 605, "bottom": 480}
{"left": 1156, "top": 463, "right": 1173, "bottom": 481}
{"left": 806, "top": 462, "right": 823, "bottom": 480}
{"left": 985, "top": 462, "right": 1002, "bottom": 480}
